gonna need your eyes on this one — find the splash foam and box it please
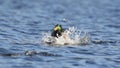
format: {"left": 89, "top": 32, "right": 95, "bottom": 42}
{"left": 41, "top": 27, "right": 90, "bottom": 45}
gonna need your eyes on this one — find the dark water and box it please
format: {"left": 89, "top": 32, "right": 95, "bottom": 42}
{"left": 0, "top": 0, "right": 120, "bottom": 68}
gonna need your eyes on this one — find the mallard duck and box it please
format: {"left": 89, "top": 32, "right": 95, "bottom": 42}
{"left": 51, "top": 24, "right": 65, "bottom": 38}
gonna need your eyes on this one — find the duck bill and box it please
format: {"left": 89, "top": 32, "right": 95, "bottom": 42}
{"left": 54, "top": 27, "right": 58, "bottom": 31}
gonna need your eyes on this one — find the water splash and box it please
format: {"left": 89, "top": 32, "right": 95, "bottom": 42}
{"left": 41, "top": 27, "right": 90, "bottom": 45}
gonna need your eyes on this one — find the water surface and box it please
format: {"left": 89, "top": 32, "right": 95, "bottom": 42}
{"left": 0, "top": 0, "right": 120, "bottom": 68}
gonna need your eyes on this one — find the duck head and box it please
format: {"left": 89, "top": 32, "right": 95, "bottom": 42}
{"left": 53, "top": 24, "right": 62, "bottom": 31}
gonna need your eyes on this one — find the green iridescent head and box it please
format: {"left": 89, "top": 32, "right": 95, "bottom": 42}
{"left": 53, "top": 24, "right": 62, "bottom": 31}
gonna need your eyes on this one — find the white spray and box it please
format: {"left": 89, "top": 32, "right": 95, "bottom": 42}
{"left": 41, "top": 27, "right": 90, "bottom": 45}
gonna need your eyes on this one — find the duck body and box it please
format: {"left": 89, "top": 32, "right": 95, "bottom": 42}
{"left": 51, "top": 29, "right": 64, "bottom": 38}
{"left": 51, "top": 24, "right": 64, "bottom": 38}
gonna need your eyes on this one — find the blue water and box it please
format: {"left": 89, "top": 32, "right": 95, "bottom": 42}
{"left": 0, "top": 0, "right": 120, "bottom": 68}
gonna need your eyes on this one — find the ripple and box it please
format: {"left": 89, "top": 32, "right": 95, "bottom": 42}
{"left": 105, "top": 57, "right": 120, "bottom": 64}
{"left": 0, "top": 23, "right": 13, "bottom": 28}
{"left": 92, "top": 40, "right": 117, "bottom": 44}
{"left": 0, "top": 48, "right": 12, "bottom": 54}
{"left": 106, "top": 24, "right": 120, "bottom": 29}
{"left": 85, "top": 59, "right": 96, "bottom": 64}
{"left": 10, "top": 0, "right": 33, "bottom": 9}
{"left": 0, "top": 50, "right": 61, "bottom": 58}
{"left": 0, "top": 0, "right": 120, "bottom": 68}
{"left": 25, "top": 50, "right": 61, "bottom": 57}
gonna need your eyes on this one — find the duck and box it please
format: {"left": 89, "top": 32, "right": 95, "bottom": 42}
{"left": 51, "top": 24, "right": 65, "bottom": 38}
